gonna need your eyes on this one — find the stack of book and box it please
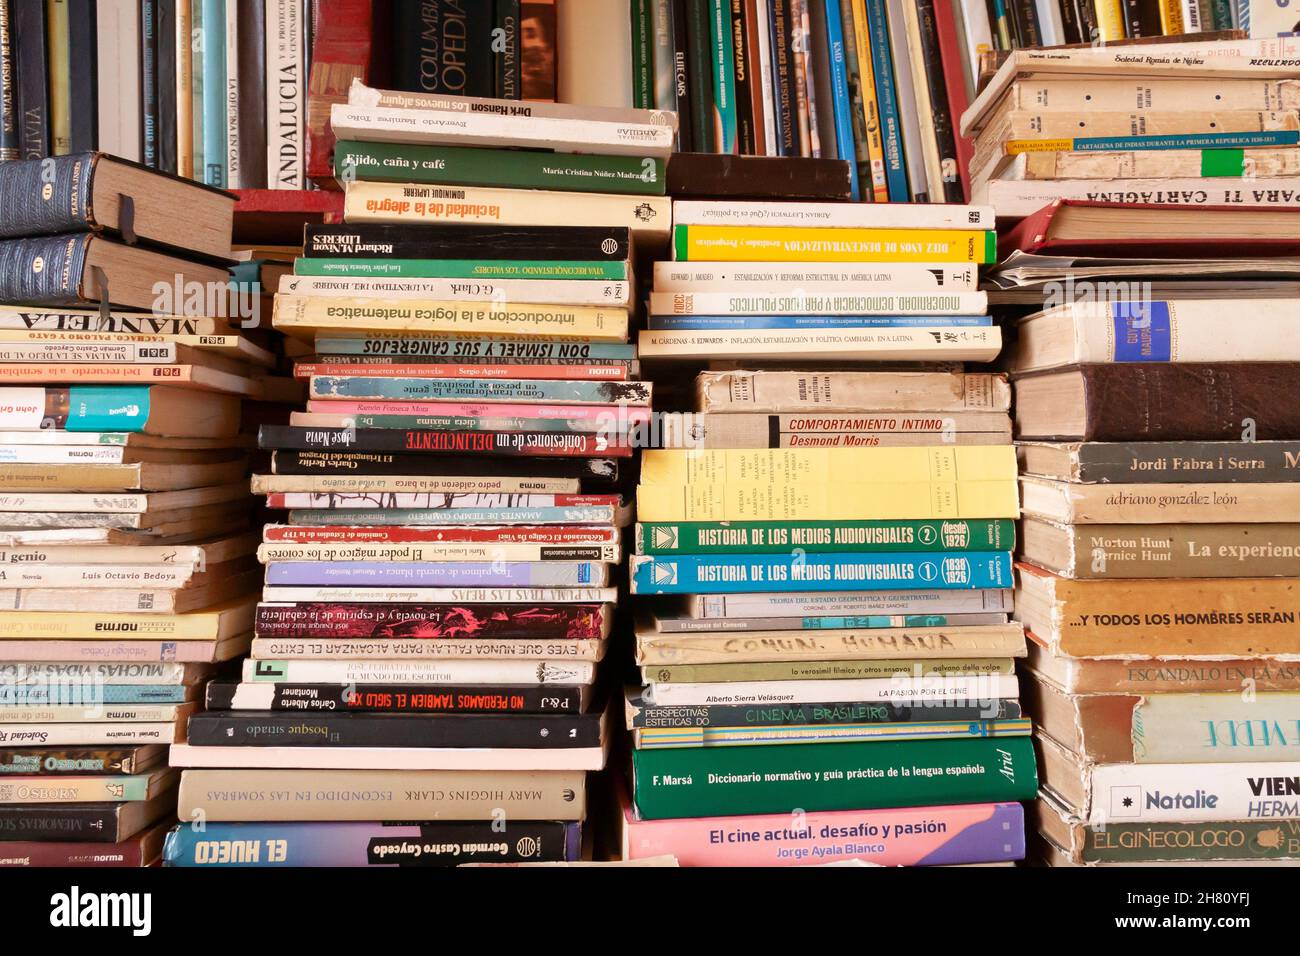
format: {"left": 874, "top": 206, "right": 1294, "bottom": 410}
{"left": 161, "top": 89, "right": 666, "bottom": 867}
{"left": 960, "top": 37, "right": 1300, "bottom": 217}
{"left": 616, "top": 199, "right": 1040, "bottom": 865}
{"left": 0, "top": 153, "right": 283, "bottom": 868}
{"left": 1006, "top": 292, "right": 1300, "bottom": 867}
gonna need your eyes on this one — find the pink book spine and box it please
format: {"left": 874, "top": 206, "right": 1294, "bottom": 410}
{"left": 622, "top": 802, "right": 1025, "bottom": 866}
{"left": 305, "top": 400, "right": 653, "bottom": 422}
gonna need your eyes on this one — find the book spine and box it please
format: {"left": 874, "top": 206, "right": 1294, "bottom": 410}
{"left": 625, "top": 802, "right": 1024, "bottom": 866}
{"left": 636, "top": 623, "right": 1025, "bottom": 661}
{"left": 200, "top": 0, "right": 226, "bottom": 186}
{"left": 842, "top": 0, "right": 885, "bottom": 201}
{"left": 0, "top": 662, "right": 188, "bottom": 684}
{"left": 648, "top": 314, "right": 990, "bottom": 330}
{"left": 334, "top": 140, "right": 665, "bottom": 194}
{"left": 243, "top": 658, "right": 595, "bottom": 684}
{"left": 46, "top": 1, "right": 71, "bottom": 155}
{"left": 285, "top": 274, "right": 631, "bottom": 306}
{"left": 644, "top": 657, "right": 1014, "bottom": 681}
{"left": 185, "top": 711, "right": 601, "bottom": 749}
{"left": 0, "top": 0, "right": 16, "bottom": 160}
{"left": 1005, "top": 130, "right": 1300, "bottom": 155}
{"left": 985, "top": 175, "right": 1300, "bottom": 217}
{"left": 295, "top": 258, "right": 630, "bottom": 281}
{"left": 638, "top": 326, "right": 1001, "bottom": 361}
{"left": 249, "top": 634, "right": 608, "bottom": 661}
{"left": 708, "top": 0, "right": 738, "bottom": 152}
{"left": 673, "top": 225, "right": 997, "bottom": 262}
{"left": 493, "top": 0, "right": 521, "bottom": 100}
{"left": 519, "top": 0, "right": 556, "bottom": 101}
{"left": 303, "top": 223, "right": 632, "bottom": 262}
{"left": 915, "top": 0, "right": 963, "bottom": 202}
{"left": 262, "top": 524, "right": 620, "bottom": 545}
{"left": 177, "top": 769, "right": 587, "bottom": 822}
{"left": 163, "top": 820, "right": 580, "bottom": 866}
{"left": 749, "top": 0, "right": 775, "bottom": 153}
{"left": 685, "top": 0, "right": 716, "bottom": 151}
{"left": 0, "top": 804, "right": 135, "bottom": 842}
{"left": 1084, "top": 760, "right": 1300, "bottom": 824}
{"left": 0, "top": 235, "right": 87, "bottom": 305}
{"left": 1070, "top": 818, "right": 1300, "bottom": 864}
{"left": 1130, "top": 693, "right": 1300, "bottom": 763}
{"left": 11, "top": 0, "right": 47, "bottom": 160}
{"left": 286, "top": 506, "right": 620, "bottom": 526}
{"left": 269, "top": 450, "right": 617, "bottom": 482}
{"left": 652, "top": 286, "right": 986, "bottom": 311}
{"left": 0, "top": 723, "right": 178, "bottom": 746}
{"left": 0, "top": 684, "right": 187, "bottom": 705}
{"left": 302, "top": 378, "right": 647, "bottom": 406}
{"left": 275, "top": 298, "right": 628, "bottom": 341}
{"left": 853, "top": 1, "right": 907, "bottom": 197}
{"left": 730, "top": 0, "right": 756, "bottom": 153}
{"left": 175, "top": 0, "right": 191, "bottom": 176}
{"left": 0, "top": 639, "right": 223, "bottom": 662}
{"left": 141, "top": 0, "right": 159, "bottom": 167}
{"left": 258, "top": 540, "right": 618, "bottom": 562}
{"left": 656, "top": 262, "right": 979, "bottom": 290}
{"left": 1057, "top": 522, "right": 1300, "bottom": 579}
{"left": 0, "top": 746, "right": 161, "bottom": 775}
{"left": 769, "top": 0, "right": 798, "bottom": 154}
{"left": 190, "top": 0, "right": 204, "bottom": 177}
{"left": 632, "top": 0, "right": 653, "bottom": 109}
{"left": 691, "top": 587, "right": 1013, "bottom": 617}
{"left": 66, "top": 0, "right": 98, "bottom": 152}
{"left": 632, "top": 736, "right": 1037, "bottom": 819}
{"left": 670, "top": 0, "right": 693, "bottom": 149}
{"left": 223, "top": 1, "right": 240, "bottom": 187}
{"left": 883, "top": 0, "right": 926, "bottom": 199}
{"left": 1073, "top": 440, "right": 1300, "bottom": 483}
{"left": 646, "top": 672, "right": 1019, "bottom": 705}
{"left": 789, "top": 0, "right": 813, "bottom": 156}
{"left": 264, "top": 561, "right": 607, "bottom": 588}
{"left": 156, "top": 0, "right": 176, "bottom": 174}
{"left": 819, "top": 0, "right": 858, "bottom": 196}
{"left": 208, "top": 681, "right": 586, "bottom": 713}
{"left": 265, "top": 0, "right": 304, "bottom": 188}
{"left": 0, "top": 604, "right": 233, "bottom": 640}
{"left": 897, "top": 0, "right": 941, "bottom": 200}
{"left": 0, "top": 773, "right": 162, "bottom": 803}
{"left": 631, "top": 552, "right": 1014, "bottom": 594}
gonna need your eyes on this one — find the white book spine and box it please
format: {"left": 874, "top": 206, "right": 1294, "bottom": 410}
{"left": 0, "top": 343, "right": 179, "bottom": 363}
{"left": 0, "top": 704, "right": 181, "bottom": 722}
{"left": 257, "top": 541, "right": 621, "bottom": 563}
{"left": 691, "top": 587, "right": 1014, "bottom": 617}
{"left": 96, "top": 0, "right": 142, "bottom": 161}
{"left": 0, "top": 492, "right": 148, "bottom": 513}
{"left": 0, "top": 565, "right": 197, "bottom": 588}
{"left": 0, "top": 389, "right": 63, "bottom": 430}
{"left": 650, "top": 290, "right": 988, "bottom": 316}
{"left": 1010, "top": 78, "right": 1300, "bottom": 112}
{"left": 168, "top": 743, "right": 605, "bottom": 772}
{"left": 1034, "top": 0, "right": 1064, "bottom": 46}
{"left": 883, "top": 0, "right": 928, "bottom": 199}
{"left": 225, "top": 1, "right": 240, "bottom": 188}
{"left": 0, "top": 545, "right": 205, "bottom": 566}
{"left": 647, "top": 673, "right": 1019, "bottom": 706}
{"left": 671, "top": 200, "right": 995, "bottom": 229}
{"left": 329, "top": 104, "right": 676, "bottom": 159}
{"left": 755, "top": 0, "right": 778, "bottom": 155}
{"left": 1087, "top": 760, "right": 1300, "bottom": 824}
{"left": 652, "top": 262, "right": 979, "bottom": 291}
{"left": 980, "top": 176, "right": 1300, "bottom": 218}
{"left": 1181, "top": 0, "right": 1204, "bottom": 31}
{"left": 1073, "top": 299, "right": 1300, "bottom": 364}
{"left": 1133, "top": 693, "right": 1300, "bottom": 763}
{"left": 0, "top": 662, "right": 187, "bottom": 684}
{"left": 637, "top": 326, "right": 1002, "bottom": 362}
{"left": 0, "top": 722, "right": 176, "bottom": 745}
{"left": 956, "top": 0, "right": 993, "bottom": 91}
{"left": 249, "top": 637, "right": 607, "bottom": 661}
{"left": 265, "top": 0, "right": 304, "bottom": 188}
{"left": 261, "top": 586, "right": 619, "bottom": 604}
{"left": 0, "top": 446, "right": 127, "bottom": 464}
{"left": 277, "top": 274, "right": 632, "bottom": 307}
{"left": 240, "top": 658, "right": 595, "bottom": 684}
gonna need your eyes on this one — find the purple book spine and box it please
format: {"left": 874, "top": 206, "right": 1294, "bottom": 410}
{"left": 263, "top": 561, "right": 600, "bottom": 587}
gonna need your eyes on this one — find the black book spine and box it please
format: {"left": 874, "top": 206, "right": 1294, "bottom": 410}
{"left": 684, "top": 0, "right": 715, "bottom": 152}
{"left": 0, "top": 0, "right": 17, "bottom": 160}
{"left": 236, "top": 0, "right": 267, "bottom": 187}
{"left": 1123, "top": 0, "right": 1161, "bottom": 36}
{"left": 729, "top": 0, "right": 756, "bottom": 154}
{"left": 206, "top": 681, "right": 587, "bottom": 713}
{"left": 0, "top": 746, "right": 150, "bottom": 775}
{"left": 156, "top": 0, "right": 176, "bottom": 174}
{"left": 1073, "top": 441, "right": 1300, "bottom": 483}
{"left": 184, "top": 711, "right": 603, "bottom": 748}
{"left": 0, "top": 803, "right": 132, "bottom": 842}
{"left": 0, "top": 154, "right": 96, "bottom": 236}
{"left": 270, "top": 449, "right": 619, "bottom": 482}
{"left": 629, "top": 697, "right": 1023, "bottom": 728}
{"left": 257, "top": 424, "right": 637, "bottom": 455}
{"left": 1057, "top": 0, "right": 1084, "bottom": 43}
{"left": 141, "top": 0, "right": 158, "bottom": 168}
{"left": 301, "top": 224, "right": 632, "bottom": 261}
{"left": 66, "top": 0, "right": 97, "bottom": 152}
{"left": 915, "top": 0, "right": 963, "bottom": 203}
{"left": 493, "top": 0, "right": 522, "bottom": 99}
{"left": 669, "top": 0, "right": 692, "bottom": 150}
{"left": 11, "top": 0, "right": 47, "bottom": 160}
{"left": 1013, "top": 0, "right": 1042, "bottom": 45}
{"left": 1074, "top": 0, "right": 1099, "bottom": 43}
{"left": 393, "top": 0, "right": 494, "bottom": 97}
{"left": 0, "top": 234, "right": 89, "bottom": 306}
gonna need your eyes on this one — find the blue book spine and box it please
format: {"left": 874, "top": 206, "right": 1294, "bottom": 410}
{"left": 1060, "top": 131, "right": 1300, "bottom": 152}
{"left": 63, "top": 386, "right": 155, "bottom": 432}
{"left": 0, "top": 684, "right": 189, "bottom": 705}
{"left": 645, "top": 314, "right": 992, "bottom": 330}
{"left": 709, "top": 0, "right": 738, "bottom": 153}
{"left": 312, "top": 337, "right": 640, "bottom": 361}
{"left": 309, "top": 377, "right": 648, "bottom": 405}
{"left": 632, "top": 551, "right": 1015, "bottom": 594}
{"left": 163, "top": 820, "right": 582, "bottom": 867}
{"left": 264, "top": 561, "right": 601, "bottom": 587}
{"left": 288, "top": 507, "right": 618, "bottom": 526}
{"left": 200, "top": 0, "right": 226, "bottom": 186}
{"left": 862, "top": 0, "right": 907, "bottom": 202}
{"left": 823, "top": 0, "right": 860, "bottom": 200}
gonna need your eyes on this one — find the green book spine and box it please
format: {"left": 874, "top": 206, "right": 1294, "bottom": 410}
{"left": 293, "top": 258, "right": 630, "bottom": 281}
{"left": 632, "top": 736, "right": 1038, "bottom": 819}
{"left": 333, "top": 140, "right": 666, "bottom": 195}
{"left": 686, "top": 0, "right": 716, "bottom": 152}
{"left": 632, "top": 0, "right": 654, "bottom": 109}
{"left": 1081, "top": 819, "right": 1300, "bottom": 863}
{"left": 635, "top": 519, "right": 1016, "bottom": 555}
{"left": 1209, "top": 0, "right": 1233, "bottom": 30}
{"left": 708, "top": 0, "right": 738, "bottom": 153}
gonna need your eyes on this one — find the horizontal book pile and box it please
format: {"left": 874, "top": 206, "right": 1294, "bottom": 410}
{"left": 0, "top": 153, "right": 295, "bottom": 868}
{"left": 620, "top": 199, "right": 1037, "bottom": 865}
{"left": 162, "top": 90, "right": 668, "bottom": 867}
{"left": 963, "top": 37, "right": 1300, "bottom": 217}
{"left": 1003, "top": 259, "right": 1300, "bottom": 866}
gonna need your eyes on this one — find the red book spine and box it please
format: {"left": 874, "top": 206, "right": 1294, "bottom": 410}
{"left": 253, "top": 603, "right": 609, "bottom": 639}
{"left": 307, "top": 0, "right": 378, "bottom": 185}
{"left": 931, "top": 0, "right": 974, "bottom": 201}
{"left": 261, "top": 525, "right": 621, "bottom": 544}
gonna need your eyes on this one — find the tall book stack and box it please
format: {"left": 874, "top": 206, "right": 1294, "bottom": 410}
{"left": 1006, "top": 290, "right": 1300, "bottom": 867}
{"left": 162, "top": 88, "right": 669, "bottom": 868}
{"left": 0, "top": 152, "right": 291, "bottom": 868}
{"left": 960, "top": 37, "right": 1300, "bottom": 218}
{"left": 619, "top": 200, "right": 1039, "bottom": 865}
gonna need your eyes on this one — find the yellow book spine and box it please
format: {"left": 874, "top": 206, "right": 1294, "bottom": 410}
{"left": 0, "top": 608, "right": 225, "bottom": 640}
{"left": 1158, "top": 0, "right": 1185, "bottom": 33}
{"left": 673, "top": 225, "right": 996, "bottom": 263}
{"left": 849, "top": 0, "right": 890, "bottom": 203}
{"left": 271, "top": 296, "right": 630, "bottom": 342}
{"left": 639, "top": 446, "right": 1018, "bottom": 486}
{"left": 1093, "top": 1, "right": 1126, "bottom": 41}
{"left": 46, "top": 1, "right": 71, "bottom": 155}
{"left": 176, "top": 0, "right": 193, "bottom": 181}
{"left": 635, "top": 481, "right": 1021, "bottom": 521}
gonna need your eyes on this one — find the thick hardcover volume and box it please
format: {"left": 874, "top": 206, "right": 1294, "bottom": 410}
{"left": 334, "top": 141, "right": 665, "bottom": 195}
{"left": 186, "top": 711, "right": 602, "bottom": 749}
{"left": 0, "top": 155, "right": 101, "bottom": 238}
{"left": 164, "top": 820, "right": 579, "bottom": 867}
{"left": 673, "top": 225, "right": 997, "bottom": 263}
{"left": 664, "top": 153, "right": 852, "bottom": 198}
{"left": 0, "top": 801, "right": 168, "bottom": 842}
{"left": 254, "top": 602, "right": 607, "bottom": 640}
{"left": 394, "top": 1, "right": 492, "bottom": 97}
{"left": 636, "top": 519, "right": 1015, "bottom": 555}
{"left": 11, "top": 0, "right": 47, "bottom": 160}
{"left": 302, "top": 224, "right": 631, "bottom": 262}
{"left": 1016, "top": 364, "right": 1300, "bottom": 442}
{"left": 632, "top": 736, "right": 1037, "bottom": 819}
{"left": 625, "top": 801, "right": 1024, "bottom": 866}
{"left": 1016, "top": 564, "right": 1300, "bottom": 658}
{"left": 176, "top": 768, "right": 586, "bottom": 821}
{"left": 0, "top": 747, "right": 161, "bottom": 775}
{"left": 631, "top": 552, "right": 1014, "bottom": 594}
{"left": 627, "top": 694, "right": 1023, "bottom": 728}
{"left": 1019, "top": 441, "right": 1300, "bottom": 484}
{"left": 0, "top": 235, "right": 90, "bottom": 306}
{"left": 205, "top": 682, "right": 586, "bottom": 714}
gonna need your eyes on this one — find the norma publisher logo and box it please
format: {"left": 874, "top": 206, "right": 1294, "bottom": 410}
{"left": 49, "top": 886, "right": 151, "bottom": 937}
